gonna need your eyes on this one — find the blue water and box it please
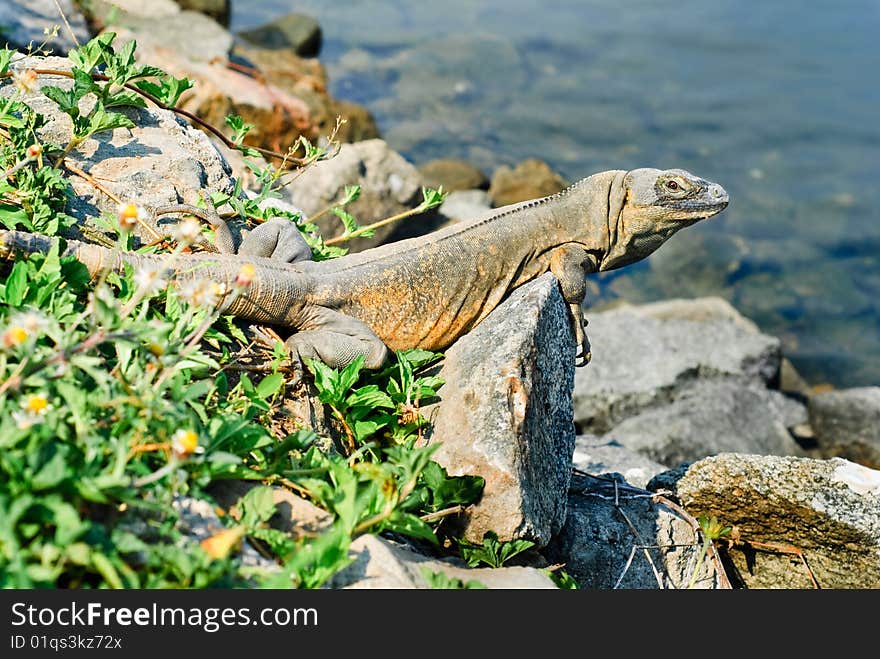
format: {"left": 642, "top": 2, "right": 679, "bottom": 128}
{"left": 232, "top": 0, "right": 880, "bottom": 387}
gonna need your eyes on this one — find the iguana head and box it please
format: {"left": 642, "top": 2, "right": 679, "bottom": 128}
{"left": 600, "top": 168, "right": 729, "bottom": 271}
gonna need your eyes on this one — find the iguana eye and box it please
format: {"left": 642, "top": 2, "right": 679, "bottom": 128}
{"left": 666, "top": 180, "right": 679, "bottom": 190}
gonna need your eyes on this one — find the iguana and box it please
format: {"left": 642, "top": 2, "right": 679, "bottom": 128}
{"left": 0, "top": 168, "right": 728, "bottom": 369}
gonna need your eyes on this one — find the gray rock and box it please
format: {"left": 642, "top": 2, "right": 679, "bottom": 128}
{"left": 572, "top": 434, "right": 668, "bottom": 489}
{"left": 424, "top": 273, "right": 576, "bottom": 546}
{"left": 0, "top": 0, "right": 90, "bottom": 55}
{"left": 2, "top": 55, "right": 238, "bottom": 246}
{"left": 545, "top": 475, "right": 724, "bottom": 589}
{"left": 673, "top": 453, "right": 880, "bottom": 588}
{"left": 109, "top": 10, "right": 233, "bottom": 63}
{"left": 437, "top": 189, "right": 492, "bottom": 223}
{"left": 238, "top": 12, "right": 322, "bottom": 57}
{"left": 609, "top": 380, "right": 806, "bottom": 468}
{"left": 282, "top": 139, "right": 423, "bottom": 252}
{"left": 417, "top": 158, "right": 489, "bottom": 192}
{"left": 808, "top": 387, "right": 880, "bottom": 469}
{"left": 573, "top": 298, "right": 782, "bottom": 433}
{"left": 327, "top": 535, "right": 557, "bottom": 589}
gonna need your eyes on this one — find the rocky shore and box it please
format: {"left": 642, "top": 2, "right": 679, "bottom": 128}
{"left": 5, "top": 0, "right": 879, "bottom": 589}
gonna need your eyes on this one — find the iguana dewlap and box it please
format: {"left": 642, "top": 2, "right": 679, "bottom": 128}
{"left": 0, "top": 168, "right": 729, "bottom": 369}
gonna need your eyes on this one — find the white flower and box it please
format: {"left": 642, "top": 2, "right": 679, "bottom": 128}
{"left": 174, "top": 217, "right": 203, "bottom": 244}
{"left": 133, "top": 263, "right": 168, "bottom": 296}
{"left": 11, "top": 69, "right": 38, "bottom": 96}
{"left": 117, "top": 203, "right": 149, "bottom": 232}
{"left": 178, "top": 279, "right": 224, "bottom": 308}
{"left": 13, "top": 393, "right": 53, "bottom": 429}
{"left": 171, "top": 429, "right": 204, "bottom": 458}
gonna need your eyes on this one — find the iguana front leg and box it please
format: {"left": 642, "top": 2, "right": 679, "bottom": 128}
{"left": 549, "top": 243, "right": 596, "bottom": 366}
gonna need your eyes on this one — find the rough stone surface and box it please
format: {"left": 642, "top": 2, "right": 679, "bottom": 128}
{"left": 109, "top": 26, "right": 317, "bottom": 159}
{"left": 234, "top": 43, "right": 379, "bottom": 145}
{"left": 2, "top": 55, "right": 238, "bottom": 246}
{"left": 573, "top": 298, "right": 782, "bottom": 433}
{"left": 572, "top": 434, "right": 668, "bottom": 489}
{"left": 608, "top": 380, "right": 807, "bottom": 468}
{"left": 808, "top": 387, "right": 880, "bottom": 469}
{"left": 423, "top": 273, "right": 576, "bottom": 546}
{"left": 672, "top": 453, "right": 880, "bottom": 588}
{"left": 545, "top": 475, "right": 722, "bottom": 589}
{"left": 418, "top": 158, "right": 489, "bottom": 192}
{"left": 488, "top": 158, "right": 568, "bottom": 207}
{"left": 0, "top": 0, "right": 91, "bottom": 55}
{"left": 327, "top": 535, "right": 557, "bottom": 589}
{"left": 281, "top": 139, "right": 423, "bottom": 252}
{"left": 110, "top": 10, "right": 233, "bottom": 63}
{"left": 437, "top": 189, "right": 492, "bottom": 223}
{"left": 238, "top": 12, "right": 323, "bottom": 57}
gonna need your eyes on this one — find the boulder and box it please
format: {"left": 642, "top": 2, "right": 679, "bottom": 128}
{"left": 327, "top": 534, "right": 557, "bottom": 589}
{"left": 238, "top": 12, "right": 323, "bottom": 57}
{"left": 488, "top": 158, "right": 568, "bottom": 207}
{"left": 2, "top": 55, "right": 238, "bottom": 246}
{"left": 669, "top": 453, "right": 880, "bottom": 588}
{"left": 608, "top": 380, "right": 807, "bottom": 467}
{"left": 573, "top": 298, "right": 782, "bottom": 433}
{"left": 108, "top": 27, "right": 318, "bottom": 156}
{"left": 281, "top": 139, "right": 423, "bottom": 252}
{"left": 108, "top": 10, "right": 233, "bottom": 63}
{"left": 0, "top": 0, "right": 91, "bottom": 55}
{"left": 808, "top": 387, "right": 880, "bottom": 468}
{"left": 424, "top": 273, "right": 576, "bottom": 546}
{"left": 233, "top": 43, "right": 380, "bottom": 145}
{"left": 417, "top": 158, "right": 489, "bottom": 192}
{"left": 545, "top": 474, "right": 724, "bottom": 589}
{"left": 572, "top": 434, "right": 667, "bottom": 489}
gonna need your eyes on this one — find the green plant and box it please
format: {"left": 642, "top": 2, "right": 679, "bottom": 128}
{"left": 457, "top": 531, "right": 536, "bottom": 569}
{"left": 687, "top": 515, "right": 732, "bottom": 589}
{"left": 0, "top": 34, "right": 481, "bottom": 590}
{"left": 422, "top": 568, "right": 486, "bottom": 589}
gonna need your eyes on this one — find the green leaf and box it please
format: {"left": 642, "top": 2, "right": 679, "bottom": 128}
{"left": 0, "top": 204, "right": 31, "bottom": 231}
{"left": 237, "top": 486, "right": 277, "bottom": 529}
{"left": 83, "top": 105, "right": 135, "bottom": 138}
{"left": 330, "top": 207, "right": 360, "bottom": 235}
{"left": 255, "top": 372, "right": 285, "bottom": 399}
{"left": 384, "top": 511, "right": 438, "bottom": 544}
{"left": 3, "top": 260, "right": 28, "bottom": 305}
{"left": 41, "top": 85, "right": 79, "bottom": 116}
{"left": 69, "top": 32, "right": 116, "bottom": 73}
{"left": 0, "top": 48, "right": 14, "bottom": 75}
{"left": 31, "top": 445, "right": 70, "bottom": 491}
{"left": 91, "top": 552, "right": 124, "bottom": 589}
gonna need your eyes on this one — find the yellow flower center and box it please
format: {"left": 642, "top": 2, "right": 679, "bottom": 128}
{"left": 24, "top": 395, "right": 49, "bottom": 414}
{"left": 3, "top": 326, "right": 28, "bottom": 347}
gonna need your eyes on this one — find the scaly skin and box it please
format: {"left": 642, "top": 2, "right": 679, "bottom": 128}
{"left": 0, "top": 168, "right": 729, "bottom": 369}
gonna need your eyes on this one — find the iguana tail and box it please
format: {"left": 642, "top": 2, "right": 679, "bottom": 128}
{"left": 0, "top": 229, "right": 310, "bottom": 327}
